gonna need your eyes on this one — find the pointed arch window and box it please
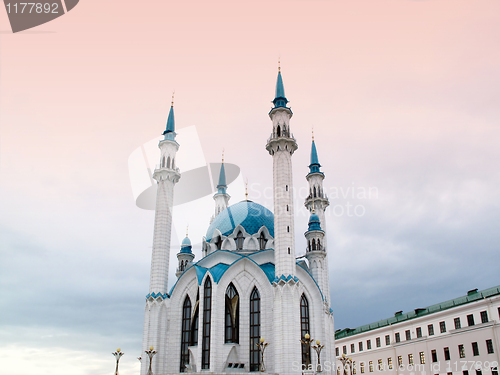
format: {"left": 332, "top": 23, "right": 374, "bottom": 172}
{"left": 317, "top": 239, "right": 321, "bottom": 251}
{"left": 190, "top": 290, "right": 199, "bottom": 346}
{"left": 162, "top": 156, "right": 166, "bottom": 168}
{"left": 236, "top": 231, "right": 244, "bottom": 250}
{"left": 167, "top": 156, "right": 171, "bottom": 169}
{"left": 202, "top": 278, "right": 212, "bottom": 369}
{"left": 180, "top": 296, "right": 192, "bottom": 372}
{"left": 249, "top": 287, "right": 261, "bottom": 372}
{"left": 300, "top": 294, "right": 311, "bottom": 367}
{"left": 313, "top": 186, "right": 317, "bottom": 198}
{"left": 312, "top": 239, "right": 316, "bottom": 251}
{"left": 225, "top": 283, "right": 239, "bottom": 343}
{"left": 277, "top": 125, "right": 281, "bottom": 137}
{"left": 258, "top": 232, "right": 267, "bottom": 251}
{"left": 215, "top": 236, "right": 222, "bottom": 250}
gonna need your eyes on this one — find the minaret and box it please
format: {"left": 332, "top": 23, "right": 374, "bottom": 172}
{"left": 149, "top": 97, "right": 181, "bottom": 295}
{"left": 176, "top": 232, "right": 195, "bottom": 278}
{"left": 142, "top": 96, "right": 181, "bottom": 375}
{"left": 265, "top": 67, "right": 298, "bottom": 278}
{"left": 304, "top": 136, "right": 330, "bottom": 303}
{"left": 304, "top": 206, "right": 327, "bottom": 298}
{"left": 212, "top": 152, "right": 230, "bottom": 220}
{"left": 266, "top": 66, "right": 301, "bottom": 375}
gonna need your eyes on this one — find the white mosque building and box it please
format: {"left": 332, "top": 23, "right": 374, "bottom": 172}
{"left": 140, "top": 69, "right": 336, "bottom": 374}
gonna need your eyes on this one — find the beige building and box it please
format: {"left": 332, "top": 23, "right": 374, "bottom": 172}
{"left": 335, "top": 286, "right": 500, "bottom": 375}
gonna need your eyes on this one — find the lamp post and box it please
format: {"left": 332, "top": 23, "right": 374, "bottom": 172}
{"left": 145, "top": 346, "right": 157, "bottom": 375}
{"left": 300, "top": 333, "right": 314, "bottom": 370}
{"left": 311, "top": 340, "right": 325, "bottom": 372}
{"left": 112, "top": 348, "right": 124, "bottom": 375}
{"left": 338, "top": 353, "right": 353, "bottom": 375}
{"left": 255, "top": 337, "right": 269, "bottom": 372}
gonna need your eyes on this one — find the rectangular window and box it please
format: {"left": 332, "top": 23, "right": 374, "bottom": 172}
{"left": 416, "top": 327, "right": 422, "bottom": 338}
{"left": 492, "top": 367, "right": 498, "bottom": 375}
{"left": 431, "top": 349, "right": 438, "bottom": 363}
{"left": 385, "top": 335, "right": 390, "bottom": 345}
{"left": 378, "top": 359, "right": 382, "bottom": 371}
{"left": 408, "top": 354, "right": 414, "bottom": 366}
{"left": 405, "top": 330, "right": 411, "bottom": 340}
{"left": 476, "top": 370, "right": 482, "bottom": 375}
{"left": 448, "top": 373, "right": 453, "bottom": 375}
{"left": 367, "top": 339, "right": 371, "bottom": 350}
{"left": 428, "top": 324, "right": 434, "bottom": 336}
{"left": 351, "top": 343, "right": 355, "bottom": 354}
{"left": 467, "top": 314, "right": 475, "bottom": 326}
{"left": 359, "top": 342, "right": 363, "bottom": 352}
{"left": 343, "top": 345, "right": 347, "bottom": 355}
{"left": 498, "top": 307, "right": 500, "bottom": 319}
{"left": 419, "top": 352, "right": 425, "bottom": 364}
{"left": 486, "top": 339, "right": 494, "bottom": 354}
{"left": 444, "top": 347, "right": 450, "bottom": 361}
{"left": 398, "top": 356, "right": 403, "bottom": 367}
{"left": 395, "top": 333, "right": 400, "bottom": 343}
{"left": 336, "top": 347, "right": 339, "bottom": 356}
{"left": 387, "top": 358, "right": 393, "bottom": 370}
{"left": 376, "top": 337, "right": 381, "bottom": 348}
{"left": 454, "top": 317, "right": 461, "bottom": 329}
{"left": 472, "top": 342, "right": 479, "bottom": 356}
{"left": 369, "top": 361, "right": 373, "bottom": 373}
{"left": 481, "top": 310, "right": 488, "bottom": 323}
{"left": 440, "top": 321, "right": 446, "bottom": 333}
{"left": 463, "top": 371, "right": 469, "bottom": 375}
{"left": 459, "top": 344, "right": 465, "bottom": 358}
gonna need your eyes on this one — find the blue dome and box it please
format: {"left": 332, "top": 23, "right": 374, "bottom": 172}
{"left": 180, "top": 236, "right": 192, "bottom": 253}
{"left": 205, "top": 201, "right": 274, "bottom": 242}
{"left": 307, "top": 212, "right": 322, "bottom": 232}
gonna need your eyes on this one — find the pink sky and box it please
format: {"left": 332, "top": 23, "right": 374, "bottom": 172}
{"left": 1, "top": 1, "right": 500, "bottom": 374}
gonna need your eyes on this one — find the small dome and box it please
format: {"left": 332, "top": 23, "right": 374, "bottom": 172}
{"left": 307, "top": 212, "right": 322, "bottom": 232}
{"left": 206, "top": 201, "right": 274, "bottom": 242}
{"left": 180, "top": 236, "right": 192, "bottom": 254}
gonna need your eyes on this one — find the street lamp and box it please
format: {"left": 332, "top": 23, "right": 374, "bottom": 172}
{"left": 338, "top": 353, "right": 353, "bottom": 375}
{"left": 312, "top": 340, "right": 325, "bottom": 372}
{"left": 145, "top": 345, "right": 157, "bottom": 375}
{"left": 300, "top": 333, "right": 314, "bottom": 370}
{"left": 112, "top": 348, "right": 124, "bottom": 375}
{"left": 255, "top": 337, "right": 269, "bottom": 372}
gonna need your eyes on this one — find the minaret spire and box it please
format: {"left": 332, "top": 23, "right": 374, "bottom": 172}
{"left": 212, "top": 151, "right": 230, "bottom": 221}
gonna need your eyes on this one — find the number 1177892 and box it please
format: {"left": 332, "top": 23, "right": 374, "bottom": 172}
{"left": 5, "top": 2, "right": 59, "bottom": 14}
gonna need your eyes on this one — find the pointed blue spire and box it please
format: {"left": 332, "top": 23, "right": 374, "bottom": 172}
{"left": 309, "top": 140, "right": 322, "bottom": 174}
{"left": 163, "top": 93, "right": 176, "bottom": 140}
{"left": 217, "top": 162, "right": 227, "bottom": 194}
{"left": 273, "top": 70, "right": 288, "bottom": 108}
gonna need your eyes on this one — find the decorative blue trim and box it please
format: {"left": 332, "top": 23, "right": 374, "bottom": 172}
{"left": 145, "top": 292, "right": 169, "bottom": 300}
{"left": 273, "top": 274, "right": 299, "bottom": 283}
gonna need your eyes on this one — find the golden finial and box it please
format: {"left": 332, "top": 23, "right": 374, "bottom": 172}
{"left": 186, "top": 224, "right": 189, "bottom": 237}
{"left": 222, "top": 148, "right": 224, "bottom": 163}
{"left": 245, "top": 180, "right": 249, "bottom": 200}
{"left": 312, "top": 198, "right": 316, "bottom": 213}
{"left": 171, "top": 91, "right": 175, "bottom": 107}
{"left": 278, "top": 57, "right": 281, "bottom": 72}
{"left": 312, "top": 126, "right": 314, "bottom": 141}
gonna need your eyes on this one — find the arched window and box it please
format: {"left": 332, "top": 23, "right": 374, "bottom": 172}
{"left": 317, "top": 239, "right": 321, "bottom": 251}
{"left": 172, "top": 158, "right": 175, "bottom": 169}
{"left": 202, "top": 277, "right": 212, "bottom": 369}
{"left": 312, "top": 239, "right": 316, "bottom": 251}
{"left": 236, "top": 231, "right": 244, "bottom": 250}
{"left": 249, "top": 287, "right": 261, "bottom": 372}
{"left": 225, "top": 283, "right": 239, "bottom": 343}
{"left": 215, "top": 236, "right": 222, "bottom": 250}
{"left": 162, "top": 156, "right": 165, "bottom": 168}
{"left": 300, "top": 294, "right": 311, "bottom": 367}
{"left": 258, "top": 232, "right": 266, "bottom": 251}
{"left": 190, "top": 290, "right": 199, "bottom": 346}
{"left": 283, "top": 125, "right": 287, "bottom": 137}
{"left": 180, "top": 296, "right": 192, "bottom": 372}
{"left": 277, "top": 125, "right": 281, "bottom": 137}
{"left": 167, "top": 156, "right": 171, "bottom": 169}
{"left": 313, "top": 186, "right": 317, "bottom": 198}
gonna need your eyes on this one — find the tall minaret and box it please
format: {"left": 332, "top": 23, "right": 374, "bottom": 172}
{"left": 304, "top": 136, "right": 330, "bottom": 303}
{"left": 266, "top": 67, "right": 301, "bottom": 375}
{"left": 149, "top": 98, "right": 181, "bottom": 295}
{"left": 141, "top": 98, "right": 181, "bottom": 375}
{"left": 265, "top": 67, "right": 298, "bottom": 278}
{"left": 212, "top": 153, "right": 230, "bottom": 221}
{"left": 304, "top": 206, "right": 327, "bottom": 299}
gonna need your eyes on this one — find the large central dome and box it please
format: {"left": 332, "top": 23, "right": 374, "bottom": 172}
{"left": 205, "top": 200, "right": 274, "bottom": 242}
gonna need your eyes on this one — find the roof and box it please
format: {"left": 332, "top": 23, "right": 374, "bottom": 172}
{"left": 162, "top": 106, "right": 175, "bottom": 138}
{"left": 273, "top": 71, "right": 288, "bottom": 108}
{"left": 307, "top": 212, "right": 322, "bottom": 231}
{"left": 205, "top": 200, "right": 274, "bottom": 242}
{"left": 335, "top": 285, "right": 500, "bottom": 340}
{"left": 179, "top": 236, "right": 192, "bottom": 254}
{"left": 309, "top": 140, "right": 322, "bottom": 174}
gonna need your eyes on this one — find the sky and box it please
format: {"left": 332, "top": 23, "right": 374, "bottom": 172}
{"left": 1, "top": 0, "right": 500, "bottom": 374}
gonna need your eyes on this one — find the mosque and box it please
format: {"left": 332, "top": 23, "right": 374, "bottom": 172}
{"left": 140, "top": 68, "right": 336, "bottom": 374}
